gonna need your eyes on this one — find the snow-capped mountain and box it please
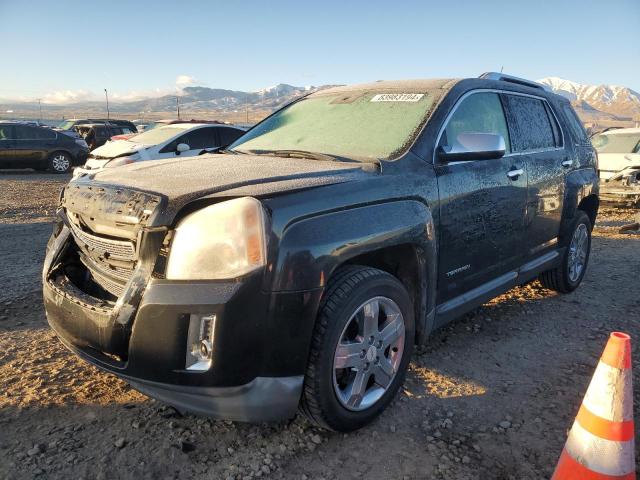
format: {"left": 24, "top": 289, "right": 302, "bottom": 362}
{"left": 538, "top": 77, "right": 640, "bottom": 119}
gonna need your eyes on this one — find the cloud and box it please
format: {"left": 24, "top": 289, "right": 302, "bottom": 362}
{"left": 5, "top": 75, "right": 203, "bottom": 105}
{"left": 41, "top": 90, "right": 94, "bottom": 105}
{"left": 175, "top": 75, "right": 198, "bottom": 89}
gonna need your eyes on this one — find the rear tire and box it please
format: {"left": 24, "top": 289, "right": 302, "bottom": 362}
{"left": 300, "top": 266, "right": 414, "bottom": 432}
{"left": 48, "top": 151, "right": 72, "bottom": 174}
{"left": 539, "top": 211, "right": 591, "bottom": 293}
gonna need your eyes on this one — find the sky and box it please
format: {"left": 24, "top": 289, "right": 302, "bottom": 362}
{"left": 1, "top": 0, "right": 638, "bottom": 103}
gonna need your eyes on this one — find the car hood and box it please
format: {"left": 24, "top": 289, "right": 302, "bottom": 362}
{"left": 90, "top": 140, "right": 145, "bottom": 159}
{"left": 77, "top": 153, "right": 378, "bottom": 225}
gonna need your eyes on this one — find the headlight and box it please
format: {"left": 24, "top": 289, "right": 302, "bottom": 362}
{"left": 75, "top": 139, "right": 88, "bottom": 148}
{"left": 166, "top": 197, "right": 267, "bottom": 280}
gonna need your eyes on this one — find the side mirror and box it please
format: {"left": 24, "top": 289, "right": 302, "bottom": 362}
{"left": 438, "top": 133, "right": 506, "bottom": 162}
{"left": 176, "top": 143, "right": 190, "bottom": 154}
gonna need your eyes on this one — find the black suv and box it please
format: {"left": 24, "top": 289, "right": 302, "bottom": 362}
{"left": 57, "top": 118, "right": 137, "bottom": 132}
{"left": 43, "top": 73, "right": 598, "bottom": 431}
{"left": 0, "top": 122, "right": 89, "bottom": 173}
{"left": 73, "top": 123, "right": 137, "bottom": 150}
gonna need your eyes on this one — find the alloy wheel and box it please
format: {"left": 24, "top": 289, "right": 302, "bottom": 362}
{"left": 332, "top": 296, "right": 405, "bottom": 411}
{"left": 568, "top": 223, "right": 588, "bottom": 282}
{"left": 52, "top": 154, "right": 70, "bottom": 172}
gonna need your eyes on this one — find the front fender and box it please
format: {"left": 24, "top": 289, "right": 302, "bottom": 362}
{"left": 271, "top": 200, "right": 435, "bottom": 293}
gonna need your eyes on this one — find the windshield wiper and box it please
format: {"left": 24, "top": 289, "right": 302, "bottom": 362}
{"left": 248, "top": 149, "right": 358, "bottom": 163}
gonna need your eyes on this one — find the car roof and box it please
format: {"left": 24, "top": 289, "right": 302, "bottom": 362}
{"left": 313, "top": 78, "right": 459, "bottom": 96}
{"left": 309, "top": 76, "right": 567, "bottom": 103}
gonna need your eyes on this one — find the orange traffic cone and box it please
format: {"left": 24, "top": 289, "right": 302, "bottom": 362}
{"left": 552, "top": 332, "right": 635, "bottom": 479}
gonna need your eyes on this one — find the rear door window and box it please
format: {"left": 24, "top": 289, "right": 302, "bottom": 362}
{"left": 218, "top": 127, "right": 244, "bottom": 146}
{"left": 14, "top": 125, "right": 38, "bottom": 140}
{"left": 185, "top": 127, "right": 220, "bottom": 149}
{"left": 502, "top": 95, "right": 556, "bottom": 152}
{"left": 438, "top": 92, "right": 511, "bottom": 154}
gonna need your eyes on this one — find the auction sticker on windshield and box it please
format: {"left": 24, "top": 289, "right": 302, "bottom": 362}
{"left": 370, "top": 93, "right": 425, "bottom": 102}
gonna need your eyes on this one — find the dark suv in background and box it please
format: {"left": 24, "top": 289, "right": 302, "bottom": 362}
{"left": 0, "top": 122, "right": 89, "bottom": 173}
{"left": 43, "top": 73, "right": 598, "bottom": 431}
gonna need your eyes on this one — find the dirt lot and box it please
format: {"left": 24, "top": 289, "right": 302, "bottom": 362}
{"left": 0, "top": 171, "right": 638, "bottom": 480}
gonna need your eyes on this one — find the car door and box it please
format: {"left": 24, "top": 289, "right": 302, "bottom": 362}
{"left": 501, "top": 94, "right": 566, "bottom": 258}
{"left": 12, "top": 125, "right": 40, "bottom": 167}
{"left": 434, "top": 91, "right": 528, "bottom": 309}
{"left": 32, "top": 126, "right": 59, "bottom": 167}
{"left": 0, "top": 124, "right": 16, "bottom": 166}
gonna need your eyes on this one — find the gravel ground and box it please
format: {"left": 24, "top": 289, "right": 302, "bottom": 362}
{"left": 0, "top": 171, "right": 639, "bottom": 480}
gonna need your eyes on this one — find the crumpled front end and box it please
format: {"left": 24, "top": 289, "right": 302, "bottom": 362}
{"left": 42, "top": 181, "right": 315, "bottom": 421}
{"left": 43, "top": 183, "right": 166, "bottom": 358}
{"left": 600, "top": 167, "right": 640, "bottom": 207}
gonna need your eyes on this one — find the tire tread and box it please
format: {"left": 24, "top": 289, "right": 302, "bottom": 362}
{"left": 299, "top": 265, "right": 395, "bottom": 430}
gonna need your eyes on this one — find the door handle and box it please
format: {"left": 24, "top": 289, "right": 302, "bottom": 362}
{"left": 506, "top": 168, "right": 524, "bottom": 180}
{"left": 562, "top": 159, "right": 573, "bottom": 168}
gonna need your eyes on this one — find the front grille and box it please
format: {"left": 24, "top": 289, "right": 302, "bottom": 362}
{"left": 69, "top": 221, "right": 136, "bottom": 261}
{"left": 68, "top": 220, "right": 137, "bottom": 298}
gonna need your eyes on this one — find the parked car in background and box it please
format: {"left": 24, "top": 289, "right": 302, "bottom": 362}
{"left": 74, "top": 123, "right": 137, "bottom": 150}
{"left": 591, "top": 127, "right": 640, "bottom": 180}
{"left": 44, "top": 73, "right": 599, "bottom": 431}
{"left": 0, "top": 122, "right": 88, "bottom": 173}
{"left": 143, "top": 118, "right": 227, "bottom": 132}
{"left": 56, "top": 118, "right": 137, "bottom": 133}
{"left": 72, "top": 123, "right": 245, "bottom": 177}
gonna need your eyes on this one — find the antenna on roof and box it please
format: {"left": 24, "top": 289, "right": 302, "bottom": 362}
{"left": 500, "top": 66, "right": 504, "bottom": 73}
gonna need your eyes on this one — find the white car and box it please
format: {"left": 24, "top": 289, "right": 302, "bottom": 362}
{"left": 591, "top": 128, "right": 640, "bottom": 180}
{"left": 73, "top": 123, "right": 245, "bottom": 178}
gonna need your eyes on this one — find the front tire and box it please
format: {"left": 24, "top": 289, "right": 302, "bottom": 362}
{"left": 539, "top": 211, "right": 592, "bottom": 293}
{"left": 300, "top": 266, "right": 414, "bottom": 431}
{"left": 48, "top": 151, "right": 72, "bottom": 174}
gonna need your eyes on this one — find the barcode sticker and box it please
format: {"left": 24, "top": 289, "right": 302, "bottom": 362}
{"left": 370, "top": 93, "right": 424, "bottom": 102}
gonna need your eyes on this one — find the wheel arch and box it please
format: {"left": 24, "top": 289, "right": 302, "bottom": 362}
{"left": 269, "top": 200, "right": 437, "bottom": 344}
{"left": 577, "top": 194, "right": 599, "bottom": 230}
{"left": 561, "top": 168, "right": 599, "bottom": 241}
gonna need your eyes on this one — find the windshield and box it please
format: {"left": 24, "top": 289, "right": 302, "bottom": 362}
{"left": 58, "top": 120, "right": 76, "bottom": 130}
{"left": 126, "top": 126, "right": 184, "bottom": 145}
{"left": 228, "top": 90, "right": 437, "bottom": 161}
{"left": 592, "top": 132, "right": 640, "bottom": 154}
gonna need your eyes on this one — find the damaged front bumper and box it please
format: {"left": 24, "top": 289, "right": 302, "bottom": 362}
{"left": 43, "top": 219, "right": 321, "bottom": 422}
{"left": 600, "top": 168, "right": 640, "bottom": 207}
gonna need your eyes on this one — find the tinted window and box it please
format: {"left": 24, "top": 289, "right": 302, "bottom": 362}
{"left": 185, "top": 127, "right": 219, "bottom": 149}
{"left": 14, "top": 125, "right": 39, "bottom": 140}
{"left": 439, "top": 92, "right": 511, "bottom": 153}
{"left": 96, "top": 127, "right": 108, "bottom": 136}
{"left": 218, "top": 127, "right": 244, "bottom": 146}
{"left": 562, "top": 105, "right": 588, "bottom": 143}
{"left": 503, "top": 95, "right": 556, "bottom": 152}
{"left": 0, "top": 125, "right": 16, "bottom": 140}
{"left": 33, "top": 127, "right": 56, "bottom": 140}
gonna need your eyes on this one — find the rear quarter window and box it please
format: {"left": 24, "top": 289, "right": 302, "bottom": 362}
{"left": 561, "top": 105, "right": 589, "bottom": 144}
{"left": 502, "top": 95, "right": 557, "bottom": 152}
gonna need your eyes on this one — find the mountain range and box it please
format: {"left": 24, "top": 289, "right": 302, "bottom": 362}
{"left": 538, "top": 77, "right": 640, "bottom": 122}
{"left": 2, "top": 78, "right": 639, "bottom": 125}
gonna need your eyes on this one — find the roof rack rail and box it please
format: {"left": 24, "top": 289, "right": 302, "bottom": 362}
{"left": 479, "top": 72, "right": 551, "bottom": 92}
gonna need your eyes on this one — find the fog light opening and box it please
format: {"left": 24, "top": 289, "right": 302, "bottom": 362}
{"left": 186, "top": 314, "right": 216, "bottom": 371}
